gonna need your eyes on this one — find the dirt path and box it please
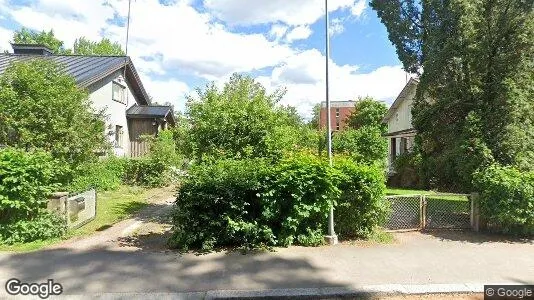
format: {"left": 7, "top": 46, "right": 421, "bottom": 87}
{"left": 47, "top": 187, "right": 176, "bottom": 251}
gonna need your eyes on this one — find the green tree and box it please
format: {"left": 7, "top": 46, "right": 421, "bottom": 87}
{"left": 371, "top": 0, "right": 534, "bottom": 191}
{"left": 73, "top": 37, "right": 125, "bottom": 56}
{"left": 185, "top": 73, "right": 311, "bottom": 160}
{"left": 13, "top": 28, "right": 70, "bottom": 54}
{"left": 331, "top": 127, "right": 387, "bottom": 165}
{"left": 308, "top": 103, "right": 321, "bottom": 129}
{"left": 0, "top": 59, "right": 108, "bottom": 170}
{"left": 12, "top": 28, "right": 125, "bottom": 56}
{"left": 346, "top": 97, "right": 388, "bottom": 132}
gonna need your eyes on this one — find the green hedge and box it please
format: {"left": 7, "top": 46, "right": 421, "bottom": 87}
{"left": 334, "top": 157, "right": 388, "bottom": 239}
{"left": 168, "top": 152, "right": 386, "bottom": 251}
{"left": 0, "top": 148, "right": 66, "bottom": 244}
{"left": 69, "top": 156, "right": 127, "bottom": 192}
{"left": 473, "top": 165, "right": 534, "bottom": 235}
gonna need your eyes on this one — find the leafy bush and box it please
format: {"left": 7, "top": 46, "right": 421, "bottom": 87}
{"left": 0, "top": 211, "right": 66, "bottom": 245}
{"left": 184, "top": 74, "right": 314, "bottom": 160}
{"left": 389, "top": 151, "right": 424, "bottom": 189}
{"left": 169, "top": 151, "right": 388, "bottom": 251}
{"left": 334, "top": 157, "right": 388, "bottom": 239}
{"left": 0, "top": 148, "right": 66, "bottom": 244}
{"left": 168, "top": 153, "right": 341, "bottom": 251}
{"left": 330, "top": 127, "right": 387, "bottom": 164}
{"left": 168, "top": 158, "right": 272, "bottom": 251}
{"left": 123, "top": 130, "right": 180, "bottom": 187}
{"left": 68, "top": 156, "right": 127, "bottom": 192}
{"left": 0, "top": 148, "right": 60, "bottom": 223}
{"left": 261, "top": 152, "right": 341, "bottom": 246}
{"left": 473, "top": 165, "right": 534, "bottom": 235}
{"left": 124, "top": 158, "right": 167, "bottom": 187}
{"left": 0, "top": 59, "right": 108, "bottom": 169}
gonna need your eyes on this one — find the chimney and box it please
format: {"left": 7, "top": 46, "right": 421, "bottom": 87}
{"left": 11, "top": 44, "right": 54, "bottom": 56}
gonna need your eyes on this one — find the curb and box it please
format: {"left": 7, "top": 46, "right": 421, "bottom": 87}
{"left": 7, "top": 283, "right": 488, "bottom": 299}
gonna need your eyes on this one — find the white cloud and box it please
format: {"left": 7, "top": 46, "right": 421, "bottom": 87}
{"left": 0, "top": 0, "right": 405, "bottom": 122}
{"left": 141, "top": 75, "right": 190, "bottom": 111}
{"left": 204, "top": 0, "right": 365, "bottom": 26}
{"left": 269, "top": 24, "right": 288, "bottom": 40}
{"left": 286, "top": 26, "right": 313, "bottom": 43}
{"left": 258, "top": 49, "right": 409, "bottom": 119}
{"left": 330, "top": 18, "right": 345, "bottom": 36}
{"left": 0, "top": 27, "right": 12, "bottom": 51}
{"left": 5, "top": 0, "right": 115, "bottom": 46}
{"left": 351, "top": 0, "right": 367, "bottom": 17}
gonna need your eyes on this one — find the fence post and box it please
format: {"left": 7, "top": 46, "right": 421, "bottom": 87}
{"left": 419, "top": 194, "right": 423, "bottom": 229}
{"left": 470, "top": 192, "right": 480, "bottom": 232}
{"left": 421, "top": 195, "right": 426, "bottom": 229}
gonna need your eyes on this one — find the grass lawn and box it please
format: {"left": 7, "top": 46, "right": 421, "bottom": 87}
{"left": 0, "top": 185, "right": 174, "bottom": 252}
{"left": 386, "top": 188, "right": 469, "bottom": 201}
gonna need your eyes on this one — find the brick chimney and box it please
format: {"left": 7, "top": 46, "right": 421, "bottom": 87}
{"left": 11, "top": 43, "right": 54, "bottom": 56}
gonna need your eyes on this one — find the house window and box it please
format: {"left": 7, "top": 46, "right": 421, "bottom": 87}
{"left": 336, "top": 121, "right": 340, "bottom": 131}
{"left": 115, "top": 125, "right": 124, "bottom": 148}
{"left": 335, "top": 108, "right": 340, "bottom": 118}
{"left": 112, "top": 81, "right": 126, "bottom": 104}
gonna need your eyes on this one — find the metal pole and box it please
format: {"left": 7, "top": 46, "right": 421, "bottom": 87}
{"left": 325, "top": 0, "right": 337, "bottom": 245}
{"left": 124, "top": 0, "right": 132, "bottom": 106}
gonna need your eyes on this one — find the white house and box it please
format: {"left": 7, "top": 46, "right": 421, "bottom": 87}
{"left": 383, "top": 78, "right": 419, "bottom": 173}
{"left": 0, "top": 44, "right": 175, "bottom": 157}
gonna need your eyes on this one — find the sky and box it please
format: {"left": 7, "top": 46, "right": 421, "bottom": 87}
{"left": 0, "top": 0, "right": 411, "bottom": 119}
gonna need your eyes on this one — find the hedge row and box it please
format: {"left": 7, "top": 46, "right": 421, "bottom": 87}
{"left": 168, "top": 152, "right": 387, "bottom": 251}
{"left": 474, "top": 165, "right": 534, "bottom": 236}
{"left": 0, "top": 148, "right": 66, "bottom": 244}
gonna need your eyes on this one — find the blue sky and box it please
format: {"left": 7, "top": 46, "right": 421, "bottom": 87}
{"left": 0, "top": 0, "right": 409, "bottom": 118}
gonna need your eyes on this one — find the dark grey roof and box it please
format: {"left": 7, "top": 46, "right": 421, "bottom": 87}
{"left": 0, "top": 54, "right": 150, "bottom": 105}
{"left": 126, "top": 105, "right": 175, "bottom": 126}
{"left": 127, "top": 105, "right": 171, "bottom": 117}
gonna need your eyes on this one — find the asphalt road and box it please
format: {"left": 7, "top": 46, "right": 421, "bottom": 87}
{"left": 0, "top": 231, "right": 532, "bottom": 299}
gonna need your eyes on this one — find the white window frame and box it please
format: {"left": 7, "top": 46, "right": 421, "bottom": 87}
{"left": 115, "top": 125, "right": 124, "bottom": 148}
{"left": 112, "top": 81, "right": 126, "bottom": 104}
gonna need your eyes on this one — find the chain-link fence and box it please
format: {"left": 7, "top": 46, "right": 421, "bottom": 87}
{"left": 425, "top": 194, "right": 471, "bottom": 229}
{"left": 384, "top": 195, "right": 422, "bottom": 230}
{"left": 66, "top": 189, "right": 97, "bottom": 229}
{"left": 384, "top": 193, "right": 471, "bottom": 231}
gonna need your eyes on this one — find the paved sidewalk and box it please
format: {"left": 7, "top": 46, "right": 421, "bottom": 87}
{"left": 0, "top": 231, "right": 532, "bottom": 298}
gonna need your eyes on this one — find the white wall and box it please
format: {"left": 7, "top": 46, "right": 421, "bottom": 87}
{"left": 88, "top": 71, "right": 138, "bottom": 157}
{"left": 387, "top": 86, "right": 416, "bottom": 133}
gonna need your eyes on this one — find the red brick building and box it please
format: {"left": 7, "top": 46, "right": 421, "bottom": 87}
{"left": 318, "top": 101, "right": 356, "bottom": 131}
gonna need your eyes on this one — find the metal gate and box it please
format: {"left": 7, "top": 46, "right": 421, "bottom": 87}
{"left": 385, "top": 194, "right": 472, "bottom": 230}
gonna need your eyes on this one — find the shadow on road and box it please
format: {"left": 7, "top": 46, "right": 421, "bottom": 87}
{"left": 0, "top": 245, "right": 348, "bottom": 294}
{"left": 421, "top": 230, "right": 534, "bottom": 244}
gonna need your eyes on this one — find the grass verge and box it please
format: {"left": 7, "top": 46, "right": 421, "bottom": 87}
{"left": 0, "top": 185, "right": 173, "bottom": 252}
{"left": 386, "top": 188, "right": 469, "bottom": 201}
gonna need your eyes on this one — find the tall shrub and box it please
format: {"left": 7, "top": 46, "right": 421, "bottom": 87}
{"left": 473, "top": 165, "right": 534, "bottom": 235}
{"left": 0, "top": 59, "right": 108, "bottom": 172}
{"left": 0, "top": 148, "right": 66, "bottom": 244}
{"left": 185, "top": 74, "right": 313, "bottom": 160}
{"left": 168, "top": 152, "right": 342, "bottom": 251}
{"left": 331, "top": 127, "right": 387, "bottom": 165}
{"left": 334, "top": 157, "right": 388, "bottom": 238}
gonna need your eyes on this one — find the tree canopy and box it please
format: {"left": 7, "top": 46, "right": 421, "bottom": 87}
{"left": 13, "top": 28, "right": 69, "bottom": 54}
{"left": 12, "top": 28, "right": 125, "bottom": 56}
{"left": 0, "top": 59, "right": 108, "bottom": 169}
{"left": 73, "top": 37, "right": 125, "bottom": 56}
{"left": 371, "top": 0, "right": 534, "bottom": 191}
{"left": 346, "top": 97, "right": 388, "bottom": 133}
{"left": 183, "top": 73, "right": 316, "bottom": 160}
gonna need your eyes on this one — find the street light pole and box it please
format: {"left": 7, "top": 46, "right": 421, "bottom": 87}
{"left": 324, "top": 0, "right": 338, "bottom": 245}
